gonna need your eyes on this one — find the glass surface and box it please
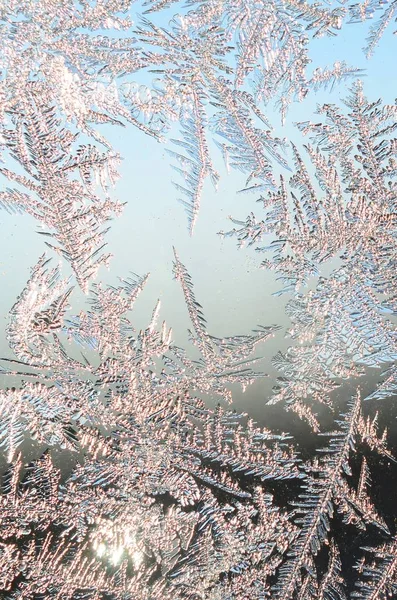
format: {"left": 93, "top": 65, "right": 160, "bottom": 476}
{"left": 0, "top": 1, "right": 396, "bottom": 598}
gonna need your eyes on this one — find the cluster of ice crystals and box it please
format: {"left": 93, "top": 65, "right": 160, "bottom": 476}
{"left": 0, "top": 1, "right": 397, "bottom": 599}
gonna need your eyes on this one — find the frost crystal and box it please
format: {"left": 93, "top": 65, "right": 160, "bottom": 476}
{"left": 0, "top": 1, "right": 397, "bottom": 599}
{"left": 224, "top": 83, "right": 397, "bottom": 426}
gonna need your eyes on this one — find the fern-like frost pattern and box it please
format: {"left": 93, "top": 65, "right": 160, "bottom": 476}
{"left": 0, "top": 1, "right": 397, "bottom": 599}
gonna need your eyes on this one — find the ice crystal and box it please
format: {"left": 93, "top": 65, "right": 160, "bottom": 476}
{"left": 223, "top": 83, "right": 397, "bottom": 426}
{"left": 273, "top": 392, "right": 389, "bottom": 600}
{"left": 348, "top": 0, "right": 397, "bottom": 57}
{"left": 353, "top": 537, "right": 397, "bottom": 599}
{"left": 0, "top": 255, "right": 303, "bottom": 598}
{"left": 131, "top": 1, "right": 362, "bottom": 228}
{"left": 0, "top": 86, "right": 123, "bottom": 290}
{"left": 0, "top": 1, "right": 397, "bottom": 599}
{"left": 0, "top": 0, "right": 366, "bottom": 235}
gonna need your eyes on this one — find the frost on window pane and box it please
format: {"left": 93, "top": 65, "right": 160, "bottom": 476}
{"left": 0, "top": 1, "right": 397, "bottom": 600}
{"left": 223, "top": 83, "right": 397, "bottom": 427}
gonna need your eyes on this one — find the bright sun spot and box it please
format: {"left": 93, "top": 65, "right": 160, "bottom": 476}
{"left": 93, "top": 530, "right": 144, "bottom": 567}
{"left": 111, "top": 546, "right": 124, "bottom": 565}
{"left": 96, "top": 542, "right": 106, "bottom": 557}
